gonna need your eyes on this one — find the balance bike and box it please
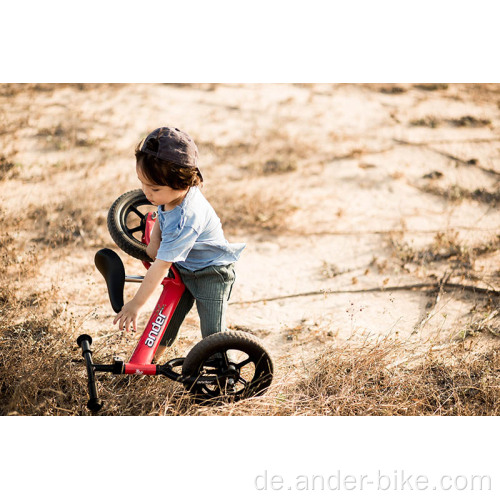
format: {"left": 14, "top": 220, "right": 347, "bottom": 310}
{"left": 77, "top": 190, "right": 273, "bottom": 413}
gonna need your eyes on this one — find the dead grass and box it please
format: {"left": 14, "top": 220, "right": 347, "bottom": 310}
{"left": 36, "top": 122, "right": 101, "bottom": 151}
{"left": 287, "top": 342, "right": 500, "bottom": 416}
{"left": 207, "top": 184, "right": 297, "bottom": 234}
{"left": 242, "top": 156, "right": 298, "bottom": 176}
{"left": 27, "top": 196, "right": 107, "bottom": 249}
{"left": 413, "top": 83, "right": 449, "bottom": 92}
{"left": 420, "top": 183, "right": 500, "bottom": 206}
{"left": 410, "top": 116, "right": 441, "bottom": 128}
{"left": 388, "top": 231, "right": 500, "bottom": 288}
{"left": 3, "top": 201, "right": 495, "bottom": 416}
{"left": 0, "top": 155, "right": 17, "bottom": 180}
{"left": 2, "top": 307, "right": 499, "bottom": 415}
{"left": 410, "top": 115, "right": 492, "bottom": 128}
{"left": 391, "top": 232, "right": 499, "bottom": 268}
{"left": 198, "top": 125, "right": 311, "bottom": 178}
{"left": 174, "top": 339, "right": 500, "bottom": 416}
{"left": 0, "top": 83, "right": 125, "bottom": 97}
{"left": 379, "top": 85, "right": 408, "bottom": 94}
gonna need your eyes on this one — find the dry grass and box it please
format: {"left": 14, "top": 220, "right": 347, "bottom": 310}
{"left": 27, "top": 196, "right": 107, "bottom": 249}
{"left": 198, "top": 126, "right": 312, "bottom": 179}
{"left": 390, "top": 232, "right": 499, "bottom": 269}
{"left": 0, "top": 155, "right": 17, "bottom": 180}
{"left": 207, "top": 183, "right": 297, "bottom": 234}
{"left": 0, "top": 83, "right": 124, "bottom": 97}
{"left": 420, "top": 184, "right": 500, "bottom": 206}
{"left": 413, "top": 83, "right": 449, "bottom": 92}
{"left": 2, "top": 302, "right": 499, "bottom": 415}
{"left": 36, "top": 122, "right": 101, "bottom": 151}
{"left": 410, "top": 115, "right": 492, "bottom": 128}
{"left": 286, "top": 342, "right": 500, "bottom": 416}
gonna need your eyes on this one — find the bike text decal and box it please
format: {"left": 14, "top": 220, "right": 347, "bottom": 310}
{"left": 144, "top": 311, "right": 167, "bottom": 347}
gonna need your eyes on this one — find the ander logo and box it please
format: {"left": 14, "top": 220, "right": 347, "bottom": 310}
{"left": 144, "top": 310, "right": 167, "bottom": 347}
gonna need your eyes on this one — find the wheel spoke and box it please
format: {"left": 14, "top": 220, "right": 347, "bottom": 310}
{"left": 128, "top": 225, "right": 143, "bottom": 234}
{"left": 203, "top": 368, "right": 219, "bottom": 375}
{"left": 235, "top": 356, "right": 253, "bottom": 369}
{"left": 203, "top": 360, "right": 220, "bottom": 369}
{"left": 237, "top": 375, "right": 248, "bottom": 387}
{"left": 220, "top": 351, "right": 230, "bottom": 369}
{"left": 129, "top": 206, "right": 145, "bottom": 218}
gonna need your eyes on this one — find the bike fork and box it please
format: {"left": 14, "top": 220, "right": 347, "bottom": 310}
{"left": 77, "top": 335, "right": 104, "bottom": 413}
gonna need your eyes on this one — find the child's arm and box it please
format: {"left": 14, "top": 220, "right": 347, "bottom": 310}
{"left": 146, "top": 218, "right": 161, "bottom": 260}
{"left": 113, "top": 258, "right": 171, "bottom": 332}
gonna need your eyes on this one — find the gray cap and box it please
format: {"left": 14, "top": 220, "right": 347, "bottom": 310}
{"left": 139, "top": 127, "right": 199, "bottom": 168}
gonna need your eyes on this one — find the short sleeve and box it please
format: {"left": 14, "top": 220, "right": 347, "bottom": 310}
{"left": 156, "top": 225, "right": 199, "bottom": 263}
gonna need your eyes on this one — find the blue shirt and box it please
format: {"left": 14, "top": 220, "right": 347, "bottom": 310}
{"left": 156, "top": 186, "right": 245, "bottom": 271}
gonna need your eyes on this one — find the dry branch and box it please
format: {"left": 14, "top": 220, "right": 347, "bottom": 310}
{"left": 411, "top": 271, "right": 452, "bottom": 335}
{"left": 232, "top": 281, "right": 500, "bottom": 305}
{"left": 393, "top": 138, "right": 500, "bottom": 177}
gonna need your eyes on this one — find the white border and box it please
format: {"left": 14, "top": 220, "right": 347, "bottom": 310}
{"left": 1, "top": 0, "right": 499, "bottom": 82}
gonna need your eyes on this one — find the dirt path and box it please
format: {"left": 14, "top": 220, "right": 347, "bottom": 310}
{"left": 1, "top": 83, "right": 499, "bottom": 376}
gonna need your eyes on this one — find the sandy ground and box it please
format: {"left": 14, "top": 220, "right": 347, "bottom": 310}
{"left": 1, "top": 83, "right": 499, "bottom": 376}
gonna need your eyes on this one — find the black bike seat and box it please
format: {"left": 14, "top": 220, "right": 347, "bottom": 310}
{"left": 94, "top": 248, "right": 125, "bottom": 313}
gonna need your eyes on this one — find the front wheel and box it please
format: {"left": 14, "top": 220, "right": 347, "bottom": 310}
{"left": 181, "top": 331, "right": 273, "bottom": 401}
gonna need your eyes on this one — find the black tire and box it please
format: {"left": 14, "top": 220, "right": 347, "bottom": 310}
{"left": 182, "top": 331, "right": 273, "bottom": 401}
{"left": 107, "top": 189, "right": 156, "bottom": 262}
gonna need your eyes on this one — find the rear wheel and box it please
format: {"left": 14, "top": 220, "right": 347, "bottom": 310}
{"left": 107, "top": 189, "right": 156, "bottom": 262}
{"left": 181, "top": 331, "right": 273, "bottom": 401}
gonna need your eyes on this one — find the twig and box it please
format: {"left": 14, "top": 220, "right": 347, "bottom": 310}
{"left": 393, "top": 138, "right": 500, "bottom": 177}
{"left": 386, "top": 343, "right": 456, "bottom": 370}
{"left": 478, "top": 309, "right": 498, "bottom": 325}
{"left": 326, "top": 145, "right": 397, "bottom": 162}
{"left": 93, "top": 331, "right": 122, "bottom": 342}
{"left": 396, "top": 137, "right": 500, "bottom": 146}
{"left": 473, "top": 310, "right": 499, "bottom": 337}
{"left": 411, "top": 271, "right": 452, "bottom": 335}
{"left": 287, "top": 226, "right": 498, "bottom": 237}
{"left": 441, "top": 283, "right": 500, "bottom": 295}
{"left": 55, "top": 407, "right": 76, "bottom": 414}
{"left": 231, "top": 281, "right": 500, "bottom": 305}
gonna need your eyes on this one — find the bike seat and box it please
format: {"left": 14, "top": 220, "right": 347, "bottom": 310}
{"left": 94, "top": 248, "right": 125, "bottom": 313}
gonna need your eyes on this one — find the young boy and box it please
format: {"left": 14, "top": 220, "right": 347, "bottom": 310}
{"left": 113, "top": 127, "right": 245, "bottom": 359}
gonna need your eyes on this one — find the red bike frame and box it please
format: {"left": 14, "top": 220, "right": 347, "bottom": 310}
{"left": 125, "top": 212, "right": 185, "bottom": 373}
{"left": 125, "top": 266, "right": 185, "bottom": 374}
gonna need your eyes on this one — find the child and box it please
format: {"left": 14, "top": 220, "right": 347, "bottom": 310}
{"left": 113, "top": 127, "right": 245, "bottom": 359}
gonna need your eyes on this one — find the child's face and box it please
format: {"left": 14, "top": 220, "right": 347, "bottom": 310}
{"left": 136, "top": 164, "right": 187, "bottom": 207}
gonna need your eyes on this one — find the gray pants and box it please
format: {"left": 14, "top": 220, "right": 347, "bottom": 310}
{"left": 159, "top": 263, "right": 236, "bottom": 346}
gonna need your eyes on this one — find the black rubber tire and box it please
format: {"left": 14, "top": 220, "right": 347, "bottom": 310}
{"left": 107, "top": 189, "right": 156, "bottom": 262}
{"left": 182, "top": 331, "right": 273, "bottom": 401}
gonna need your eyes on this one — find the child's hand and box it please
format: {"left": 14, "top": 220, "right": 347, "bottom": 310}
{"left": 112, "top": 258, "right": 171, "bottom": 333}
{"left": 113, "top": 299, "right": 142, "bottom": 333}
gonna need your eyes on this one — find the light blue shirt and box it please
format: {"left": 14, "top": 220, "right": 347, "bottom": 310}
{"left": 156, "top": 186, "right": 245, "bottom": 271}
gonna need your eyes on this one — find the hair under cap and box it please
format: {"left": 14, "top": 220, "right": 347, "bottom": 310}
{"left": 139, "top": 127, "right": 199, "bottom": 168}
